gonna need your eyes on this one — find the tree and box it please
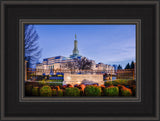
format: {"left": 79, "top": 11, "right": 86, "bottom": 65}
{"left": 125, "top": 63, "right": 130, "bottom": 69}
{"left": 25, "top": 25, "right": 41, "bottom": 68}
{"left": 66, "top": 61, "right": 79, "bottom": 70}
{"left": 67, "top": 57, "right": 93, "bottom": 70}
{"left": 130, "top": 61, "right": 135, "bottom": 69}
{"left": 117, "top": 65, "right": 122, "bottom": 70}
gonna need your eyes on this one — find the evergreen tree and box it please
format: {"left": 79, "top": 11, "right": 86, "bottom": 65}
{"left": 117, "top": 65, "right": 122, "bottom": 70}
{"left": 125, "top": 63, "right": 130, "bottom": 69}
{"left": 130, "top": 61, "right": 135, "bottom": 69}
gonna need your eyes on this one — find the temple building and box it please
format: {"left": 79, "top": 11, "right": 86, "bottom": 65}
{"left": 36, "top": 34, "right": 114, "bottom": 75}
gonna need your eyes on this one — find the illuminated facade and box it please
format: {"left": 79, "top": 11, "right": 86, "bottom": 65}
{"left": 36, "top": 34, "right": 114, "bottom": 75}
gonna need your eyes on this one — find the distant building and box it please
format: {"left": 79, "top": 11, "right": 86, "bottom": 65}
{"left": 112, "top": 64, "right": 118, "bottom": 71}
{"left": 96, "top": 63, "right": 115, "bottom": 74}
{"left": 36, "top": 34, "right": 114, "bottom": 75}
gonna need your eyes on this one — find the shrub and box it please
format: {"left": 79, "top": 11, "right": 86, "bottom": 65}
{"left": 79, "top": 84, "right": 85, "bottom": 92}
{"left": 112, "top": 80, "right": 128, "bottom": 86}
{"left": 39, "top": 80, "right": 47, "bottom": 86}
{"left": 103, "top": 86, "right": 119, "bottom": 96}
{"left": 32, "top": 87, "right": 39, "bottom": 96}
{"left": 40, "top": 85, "right": 52, "bottom": 96}
{"left": 80, "top": 89, "right": 84, "bottom": 96}
{"left": 68, "top": 85, "right": 73, "bottom": 88}
{"left": 25, "top": 85, "right": 33, "bottom": 96}
{"left": 52, "top": 89, "right": 57, "bottom": 96}
{"left": 92, "top": 84, "right": 98, "bottom": 86}
{"left": 84, "top": 85, "right": 101, "bottom": 96}
{"left": 127, "top": 80, "right": 136, "bottom": 86}
{"left": 104, "top": 81, "right": 113, "bottom": 87}
{"left": 55, "top": 86, "right": 60, "bottom": 91}
{"left": 65, "top": 87, "right": 80, "bottom": 96}
{"left": 62, "top": 85, "right": 67, "bottom": 89}
{"left": 67, "top": 84, "right": 73, "bottom": 87}
{"left": 105, "top": 80, "right": 134, "bottom": 87}
{"left": 47, "top": 83, "right": 63, "bottom": 86}
{"left": 101, "top": 85, "right": 105, "bottom": 88}
{"left": 111, "top": 81, "right": 119, "bottom": 86}
{"left": 58, "top": 89, "right": 63, "bottom": 96}
{"left": 121, "top": 87, "right": 132, "bottom": 96}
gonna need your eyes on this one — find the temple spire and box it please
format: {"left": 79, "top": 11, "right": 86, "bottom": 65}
{"left": 70, "top": 34, "right": 82, "bottom": 59}
{"left": 75, "top": 33, "right": 77, "bottom": 40}
{"left": 73, "top": 34, "right": 79, "bottom": 55}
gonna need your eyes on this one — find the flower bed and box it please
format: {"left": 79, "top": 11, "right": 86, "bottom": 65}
{"left": 25, "top": 81, "right": 136, "bottom": 97}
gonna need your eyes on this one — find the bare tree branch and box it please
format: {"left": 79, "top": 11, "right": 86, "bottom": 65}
{"left": 25, "top": 25, "right": 42, "bottom": 67}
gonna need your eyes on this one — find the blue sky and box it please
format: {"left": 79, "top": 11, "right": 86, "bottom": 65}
{"left": 33, "top": 24, "right": 136, "bottom": 68}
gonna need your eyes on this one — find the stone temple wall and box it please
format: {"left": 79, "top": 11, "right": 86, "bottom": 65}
{"left": 63, "top": 74, "right": 104, "bottom": 86}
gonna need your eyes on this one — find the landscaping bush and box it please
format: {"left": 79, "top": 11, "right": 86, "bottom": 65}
{"left": 39, "top": 80, "right": 47, "bottom": 85}
{"left": 112, "top": 80, "right": 128, "bottom": 86}
{"left": 80, "top": 89, "right": 84, "bottom": 96}
{"left": 40, "top": 85, "right": 52, "bottom": 96}
{"left": 58, "top": 89, "right": 63, "bottom": 96}
{"left": 105, "top": 79, "right": 134, "bottom": 87}
{"left": 103, "top": 86, "right": 119, "bottom": 96}
{"left": 104, "top": 81, "right": 113, "bottom": 87}
{"left": 55, "top": 86, "right": 60, "bottom": 91}
{"left": 121, "top": 86, "right": 132, "bottom": 96}
{"left": 84, "top": 85, "right": 101, "bottom": 96}
{"left": 79, "top": 84, "right": 85, "bottom": 92}
{"left": 52, "top": 89, "right": 57, "bottom": 96}
{"left": 111, "top": 81, "right": 119, "bottom": 86}
{"left": 127, "top": 80, "right": 136, "bottom": 86}
{"left": 47, "top": 80, "right": 63, "bottom": 82}
{"left": 66, "top": 84, "right": 73, "bottom": 87}
{"left": 25, "top": 84, "right": 33, "bottom": 96}
{"left": 65, "top": 87, "right": 80, "bottom": 96}
{"left": 62, "top": 85, "right": 67, "bottom": 89}
{"left": 32, "top": 87, "right": 39, "bottom": 96}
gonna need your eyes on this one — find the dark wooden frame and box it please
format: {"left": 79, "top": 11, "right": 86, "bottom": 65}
{"left": 0, "top": 0, "right": 159, "bottom": 120}
{"left": 19, "top": 19, "right": 141, "bottom": 102}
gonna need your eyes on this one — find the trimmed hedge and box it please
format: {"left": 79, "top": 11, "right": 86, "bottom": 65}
{"left": 52, "top": 89, "right": 57, "bottom": 96}
{"left": 58, "top": 89, "right": 63, "bottom": 96}
{"left": 65, "top": 87, "right": 80, "bottom": 96}
{"left": 40, "top": 85, "right": 52, "bottom": 96}
{"left": 32, "top": 87, "right": 39, "bottom": 96}
{"left": 104, "top": 81, "right": 113, "bottom": 87}
{"left": 121, "top": 86, "right": 132, "bottom": 96}
{"left": 48, "top": 83, "right": 63, "bottom": 86}
{"left": 84, "top": 85, "right": 101, "bottom": 96}
{"left": 103, "top": 86, "right": 119, "bottom": 96}
{"left": 105, "top": 80, "right": 135, "bottom": 87}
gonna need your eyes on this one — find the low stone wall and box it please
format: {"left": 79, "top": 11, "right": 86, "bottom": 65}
{"left": 63, "top": 74, "right": 104, "bottom": 86}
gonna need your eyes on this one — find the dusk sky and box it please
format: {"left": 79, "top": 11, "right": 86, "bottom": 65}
{"left": 33, "top": 25, "right": 136, "bottom": 68}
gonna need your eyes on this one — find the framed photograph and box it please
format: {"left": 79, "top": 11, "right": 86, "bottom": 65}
{"left": 1, "top": 0, "right": 159, "bottom": 120}
{"left": 19, "top": 19, "right": 140, "bottom": 102}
